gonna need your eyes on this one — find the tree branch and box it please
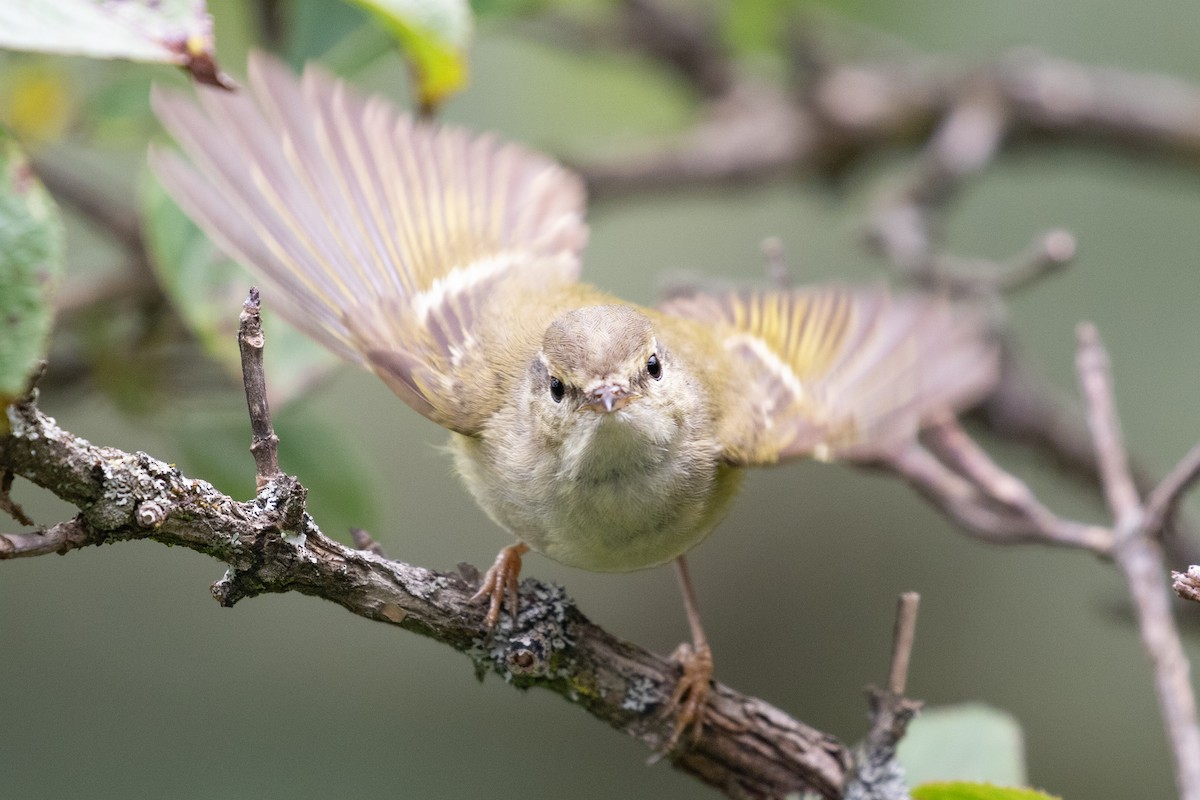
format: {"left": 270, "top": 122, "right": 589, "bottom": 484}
{"left": 845, "top": 593, "right": 923, "bottom": 800}
{"left": 1075, "top": 325, "right": 1200, "bottom": 800}
{"left": 0, "top": 397, "right": 849, "bottom": 799}
{"left": 238, "top": 288, "right": 282, "bottom": 490}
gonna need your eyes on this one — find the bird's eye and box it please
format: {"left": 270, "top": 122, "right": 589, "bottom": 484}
{"left": 549, "top": 376, "right": 565, "bottom": 403}
{"left": 647, "top": 353, "right": 662, "bottom": 380}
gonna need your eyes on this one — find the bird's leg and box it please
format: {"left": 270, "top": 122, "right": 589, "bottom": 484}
{"left": 664, "top": 554, "right": 713, "bottom": 752}
{"left": 470, "top": 543, "right": 529, "bottom": 630}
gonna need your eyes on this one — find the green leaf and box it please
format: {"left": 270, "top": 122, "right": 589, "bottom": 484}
{"left": 139, "top": 167, "right": 340, "bottom": 409}
{"left": 898, "top": 704, "right": 1027, "bottom": 786}
{"left": 0, "top": 128, "right": 63, "bottom": 416}
{"left": 0, "top": 0, "right": 226, "bottom": 85}
{"left": 344, "top": 0, "right": 472, "bottom": 109}
{"left": 912, "top": 782, "right": 1062, "bottom": 800}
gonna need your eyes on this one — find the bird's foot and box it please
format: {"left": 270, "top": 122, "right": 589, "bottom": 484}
{"left": 470, "top": 543, "right": 528, "bottom": 631}
{"left": 663, "top": 640, "right": 713, "bottom": 753}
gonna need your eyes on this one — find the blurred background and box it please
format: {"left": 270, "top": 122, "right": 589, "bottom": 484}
{"left": 3, "top": 1, "right": 1200, "bottom": 798}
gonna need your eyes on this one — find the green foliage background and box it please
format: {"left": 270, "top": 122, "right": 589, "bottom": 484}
{"left": 3, "top": 1, "right": 1200, "bottom": 798}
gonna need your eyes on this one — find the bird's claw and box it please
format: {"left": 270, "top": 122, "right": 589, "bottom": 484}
{"left": 470, "top": 543, "right": 528, "bottom": 630}
{"left": 662, "top": 640, "right": 713, "bottom": 753}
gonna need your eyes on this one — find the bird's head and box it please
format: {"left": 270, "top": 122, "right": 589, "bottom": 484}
{"left": 528, "top": 305, "right": 684, "bottom": 469}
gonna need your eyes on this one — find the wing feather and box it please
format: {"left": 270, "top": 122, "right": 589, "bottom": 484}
{"left": 662, "top": 285, "right": 998, "bottom": 464}
{"left": 150, "top": 53, "right": 588, "bottom": 434}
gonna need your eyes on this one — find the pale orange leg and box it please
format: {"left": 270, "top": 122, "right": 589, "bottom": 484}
{"left": 470, "top": 543, "right": 529, "bottom": 630}
{"left": 664, "top": 554, "right": 713, "bottom": 752}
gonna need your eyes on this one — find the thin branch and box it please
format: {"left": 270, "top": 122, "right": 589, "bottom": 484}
{"left": 0, "top": 516, "right": 96, "bottom": 559}
{"left": 867, "top": 85, "right": 1011, "bottom": 273}
{"left": 898, "top": 228, "right": 1076, "bottom": 297}
{"left": 973, "top": 344, "right": 1200, "bottom": 565}
{"left": 578, "top": 82, "right": 810, "bottom": 202}
{"left": 845, "top": 593, "right": 923, "bottom": 800}
{"left": 238, "top": 288, "right": 281, "bottom": 491}
{"left": 886, "top": 592, "right": 920, "bottom": 697}
{"left": 882, "top": 437, "right": 1113, "bottom": 554}
{"left": 1076, "top": 323, "right": 1142, "bottom": 530}
{"left": 575, "top": 44, "right": 1200, "bottom": 212}
{"left": 1144, "top": 440, "right": 1200, "bottom": 540}
{"left": 1074, "top": 325, "right": 1200, "bottom": 800}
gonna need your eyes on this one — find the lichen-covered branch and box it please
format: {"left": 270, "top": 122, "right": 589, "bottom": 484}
{"left": 0, "top": 398, "right": 847, "bottom": 800}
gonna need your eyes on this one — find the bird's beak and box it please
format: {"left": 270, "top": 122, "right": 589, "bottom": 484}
{"left": 582, "top": 384, "right": 633, "bottom": 413}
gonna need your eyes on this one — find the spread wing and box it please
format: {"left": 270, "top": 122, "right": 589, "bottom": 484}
{"left": 661, "top": 286, "right": 999, "bottom": 465}
{"left": 150, "top": 53, "right": 588, "bottom": 435}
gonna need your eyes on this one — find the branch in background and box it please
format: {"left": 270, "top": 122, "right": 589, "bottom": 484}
{"left": 882, "top": 422, "right": 1113, "bottom": 555}
{"left": 869, "top": 325, "right": 1200, "bottom": 800}
{"left": 578, "top": 40, "right": 1200, "bottom": 198}
{"left": 1145, "top": 442, "right": 1200, "bottom": 541}
{"left": 1075, "top": 324, "right": 1200, "bottom": 800}
{"left": 576, "top": 81, "right": 810, "bottom": 202}
{"left": 620, "top": 0, "right": 732, "bottom": 100}
{"left": 32, "top": 156, "right": 161, "bottom": 317}
{"left": 567, "top": 7, "right": 1200, "bottom": 574}
{"left": 866, "top": 83, "right": 1011, "bottom": 274}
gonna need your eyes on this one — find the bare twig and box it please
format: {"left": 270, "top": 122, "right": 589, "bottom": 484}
{"left": 896, "top": 228, "right": 1076, "bottom": 296}
{"left": 868, "top": 85, "right": 1011, "bottom": 273}
{"left": 577, "top": 47, "right": 1200, "bottom": 200}
{"left": 845, "top": 593, "right": 923, "bottom": 800}
{"left": 1075, "top": 324, "right": 1200, "bottom": 800}
{"left": 1144, "top": 441, "right": 1200, "bottom": 540}
{"left": 238, "top": 288, "right": 281, "bottom": 491}
{"left": 1076, "top": 323, "right": 1142, "bottom": 530}
{"left": 578, "top": 82, "right": 810, "bottom": 201}
{"left": 974, "top": 346, "right": 1200, "bottom": 565}
{"left": 350, "top": 527, "right": 388, "bottom": 557}
{"left": 886, "top": 592, "right": 920, "bottom": 697}
{"left": 883, "top": 436, "right": 1113, "bottom": 554}
{"left": 0, "top": 516, "right": 96, "bottom": 559}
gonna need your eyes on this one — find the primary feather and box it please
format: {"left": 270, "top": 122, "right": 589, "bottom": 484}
{"left": 150, "top": 53, "right": 588, "bottom": 434}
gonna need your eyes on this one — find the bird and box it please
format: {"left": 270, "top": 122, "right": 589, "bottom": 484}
{"left": 149, "top": 53, "right": 998, "bottom": 751}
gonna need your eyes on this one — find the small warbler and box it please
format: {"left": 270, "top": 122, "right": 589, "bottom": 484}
{"left": 150, "top": 54, "right": 997, "bottom": 749}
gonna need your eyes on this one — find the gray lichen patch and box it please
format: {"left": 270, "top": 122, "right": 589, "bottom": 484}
{"left": 468, "top": 581, "right": 577, "bottom": 686}
{"left": 621, "top": 675, "right": 661, "bottom": 713}
{"left": 87, "top": 451, "right": 179, "bottom": 530}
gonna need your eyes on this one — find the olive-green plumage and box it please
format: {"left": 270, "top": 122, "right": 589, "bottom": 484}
{"left": 150, "top": 54, "right": 998, "bottom": 575}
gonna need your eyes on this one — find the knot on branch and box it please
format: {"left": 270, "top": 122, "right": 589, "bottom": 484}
{"left": 468, "top": 580, "right": 578, "bottom": 687}
{"left": 210, "top": 474, "right": 312, "bottom": 607}
{"left": 85, "top": 451, "right": 180, "bottom": 533}
{"left": 255, "top": 474, "right": 308, "bottom": 537}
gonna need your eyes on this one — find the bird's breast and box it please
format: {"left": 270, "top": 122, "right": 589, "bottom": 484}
{"left": 452, "top": 410, "right": 743, "bottom": 572}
